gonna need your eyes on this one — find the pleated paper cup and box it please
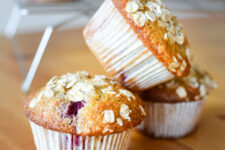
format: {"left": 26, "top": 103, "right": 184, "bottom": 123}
{"left": 29, "top": 121, "right": 132, "bottom": 150}
{"left": 83, "top": 0, "right": 174, "bottom": 91}
{"left": 136, "top": 100, "right": 205, "bottom": 138}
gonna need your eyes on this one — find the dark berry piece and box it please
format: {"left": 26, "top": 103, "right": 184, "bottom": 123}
{"left": 66, "top": 101, "right": 84, "bottom": 117}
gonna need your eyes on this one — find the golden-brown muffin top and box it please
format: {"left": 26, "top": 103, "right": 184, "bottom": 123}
{"left": 25, "top": 71, "right": 145, "bottom": 136}
{"left": 140, "top": 66, "right": 217, "bottom": 102}
{"left": 113, "top": 0, "right": 191, "bottom": 77}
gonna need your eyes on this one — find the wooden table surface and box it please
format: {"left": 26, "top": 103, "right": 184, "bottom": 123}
{"left": 0, "top": 16, "right": 225, "bottom": 150}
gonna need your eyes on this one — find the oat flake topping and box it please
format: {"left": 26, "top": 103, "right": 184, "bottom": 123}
{"left": 116, "top": 118, "right": 123, "bottom": 126}
{"left": 43, "top": 71, "right": 104, "bottom": 103}
{"left": 119, "top": 89, "right": 136, "bottom": 101}
{"left": 125, "top": 0, "right": 185, "bottom": 45}
{"left": 120, "top": 104, "right": 131, "bottom": 121}
{"left": 176, "top": 86, "right": 187, "bottom": 98}
{"left": 165, "top": 66, "right": 217, "bottom": 100}
{"left": 29, "top": 71, "right": 137, "bottom": 109}
{"left": 103, "top": 110, "right": 115, "bottom": 123}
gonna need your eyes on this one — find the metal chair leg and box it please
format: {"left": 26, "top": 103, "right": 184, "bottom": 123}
{"left": 5, "top": 6, "right": 85, "bottom": 93}
{"left": 4, "top": 5, "right": 28, "bottom": 78}
{"left": 4, "top": 6, "right": 22, "bottom": 38}
{"left": 21, "top": 15, "right": 80, "bottom": 93}
{"left": 22, "top": 26, "right": 54, "bottom": 92}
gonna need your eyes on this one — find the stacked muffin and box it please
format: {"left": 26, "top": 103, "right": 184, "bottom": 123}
{"left": 83, "top": 0, "right": 216, "bottom": 138}
{"left": 84, "top": 0, "right": 191, "bottom": 91}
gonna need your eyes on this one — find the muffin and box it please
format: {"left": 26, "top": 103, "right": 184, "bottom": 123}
{"left": 83, "top": 0, "right": 191, "bottom": 91}
{"left": 25, "top": 71, "right": 145, "bottom": 149}
{"left": 137, "top": 66, "right": 217, "bottom": 138}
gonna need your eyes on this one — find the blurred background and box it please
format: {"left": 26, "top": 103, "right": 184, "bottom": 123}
{"left": 0, "top": 0, "right": 225, "bottom": 150}
{"left": 1, "top": 0, "right": 225, "bottom": 34}
{"left": 0, "top": 0, "right": 99, "bottom": 34}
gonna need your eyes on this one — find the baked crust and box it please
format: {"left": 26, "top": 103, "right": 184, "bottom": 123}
{"left": 24, "top": 71, "right": 145, "bottom": 136}
{"left": 113, "top": 0, "right": 191, "bottom": 77}
{"left": 140, "top": 65, "right": 216, "bottom": 102}
{"left": 140, "top": 84, "right": 200, "bottom": 102}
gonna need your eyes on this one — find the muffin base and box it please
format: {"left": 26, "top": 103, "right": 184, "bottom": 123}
{"left": 30, "top": 121, "right": 132, "bottom": 150}
{"left": 83, "top": 0, "right": 174, "bottom": 91}
{"left": 137, "top": 100, "right": 205, "bottom": 138}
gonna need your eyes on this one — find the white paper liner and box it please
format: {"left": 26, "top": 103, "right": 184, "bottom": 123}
{"left": 136, "top": 100, "right": 205, "bottom": 138}
{"left": 83, "top": 0, "right": 174, "bottom": 91}
{"left": 29, "top": 121, "right": 132, "bottom": 150}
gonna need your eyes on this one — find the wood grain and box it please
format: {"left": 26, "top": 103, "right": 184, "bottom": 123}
{"left": 0, "top": 16, "right": 225, "bottom": 150}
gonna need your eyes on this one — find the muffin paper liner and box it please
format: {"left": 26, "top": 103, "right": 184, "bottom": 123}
{"left": 136, "top": 100, "right": 205, "bottom": 138}
{"left": 83, "top": 0, "right": 174, "bottom": 91}
{"left": 29, "top": 121, "right": 132, "bottom": 150}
